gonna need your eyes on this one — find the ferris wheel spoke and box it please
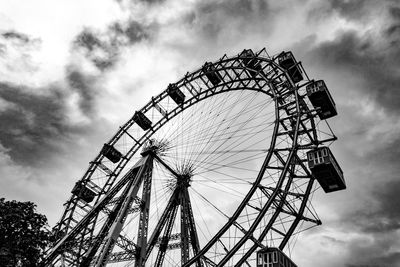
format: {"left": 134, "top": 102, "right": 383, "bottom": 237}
{"left": 151, "top": 152, "right": 181, "bottom": 178}
{"left": 154, "top": 203, "right": 179, "bottom": 267}
{"left": 176, "top": 92, "right": 256, "bottom": 161}
{"left": 169, "top": 153, "right": 262, "bottom": 175}
{"left": 163, "top": 88, "right": 243, "bottom": 148}
{"left": 175, "top": 93, "right": 249, "bottom": 165}
{"left": 192, "top": 176, "right": 246, "bottom": 199}
{"left": 145, "top": 188, "right": 179, "bottom": 262}
{"left": 193, "top": 94, "right": 261, "bottom": 167}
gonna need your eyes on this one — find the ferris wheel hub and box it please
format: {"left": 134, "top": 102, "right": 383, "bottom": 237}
{"left": 141, "top": 139, "right": 170, "bottom": 156}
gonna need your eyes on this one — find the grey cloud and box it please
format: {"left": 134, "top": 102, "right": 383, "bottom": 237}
{"left": 0, "top": 30, "right": 41, "bottom": 50}
{"left": 142, "top": 0, "right": 164, "bottom": 3}
{"left": 389, "top": 5, "right": 400, "bottom": 19}
{"left": 368, "top": 252, "right": 400, "bottom": 267}
{"left": 329, "top": 0, "right": 373, "bottom": 20}
{"left": 346, "top": 265, "right": 377, "bottom": 267}
{"left": 308, "top": 0, "right": 398, "bottom": 23}
{"left": 185, "top": 0, "right": 271, "bottom": 39}
{"left": 198, "top": 0, "right": 269, "bottom": 19}
{"left": 73, "top": 19, "right": 153, "bottom": 71}
{"left": 336, "top": 179, "right": 400, "bottom": 266}
{"left": 305, "top": 30, "right": 400, "bottom": 114}
{"left": 115, "top": 0, "right": 165, "bottom": 4}
{"left": 346, "top": 252, "right": 400, "bottom": 267}
{"left": 369, "top": 180, "right": 400, "bottom": 232}
{"left": 0, "top": 83, "right": 88, "bottom": 167}
{"left": 386, "top": 24, "right": 400, "bottom": 37}
{"left": 0, "top": 66, "right": 100, "bottom": 167}
{"left": 66, "top": 66, "right": 98, "bottom": 115}
{"left": 107, "top": 20, "right": 152, "bottom": 46}
{"left": 0, "top": 30, "right": 41, "bottom": 72}
{"left": 300, "top": 22, "right": 400, "bottom": 264}
{"left": 0, "top": 30, "right": 114, "bottom": 168}
{"left": 73, "top": 28, "right": 118, "bottom": 71}
{"left": 386, "top": 6, "right": 400, "bottom": 46}
{"left": 2, "top": 31, "right": 30, "bottom": 43}
{"left": 380, "top": 140, "right": 400, "bottom": 163}
{"left": 74, "top": 28, "right": 104, "bottom": 52}
{"left": 321, "top": 235, "right": 346, "bottom": 245}
{"left": 347, "top": 196, "right": 400, "bottom": 234}
{"left": 120, "top": 20, "right": 150, "bottom": 44}
{"left": 136, "top": 0, "right": 166, "bottom": 4}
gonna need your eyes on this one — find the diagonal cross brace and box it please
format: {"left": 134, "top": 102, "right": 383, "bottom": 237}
{"left": 94, "top": 155, "right": 153, "bottom": 267}
{"left": 42, "top": 157, "right": 149, "bottom": 266}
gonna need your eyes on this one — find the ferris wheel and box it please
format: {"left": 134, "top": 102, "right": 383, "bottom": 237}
{"left": 43, "top": 48, "right": 345, "bottom": 267}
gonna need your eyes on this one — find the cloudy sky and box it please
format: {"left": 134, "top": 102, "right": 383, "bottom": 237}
{"left": 1, "top": 0, "right": 400, "bottom": 266}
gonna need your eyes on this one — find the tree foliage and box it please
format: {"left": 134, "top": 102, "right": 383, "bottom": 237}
{"left": 0, "top": 198, "right": 51, "bottom": 267}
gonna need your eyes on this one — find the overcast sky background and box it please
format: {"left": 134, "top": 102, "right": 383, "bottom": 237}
{"left": 1, "top": 0, "right": 400, "bottom": 266}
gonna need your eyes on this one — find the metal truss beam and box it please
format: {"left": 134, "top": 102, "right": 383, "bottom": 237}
{"left": 42, "top": 159, "right": 146, "bottom": 266}
{"left": 145, "top": 189, "right": 180, "bottom": 263}
{"left": 94, "top": 155, "right": 153, "bottom": 267}
{"left": 135, "top": 155, "right": 153, "bottom": 267}
{"left": 155, "top": 203, "right": 179, "bottom": 267}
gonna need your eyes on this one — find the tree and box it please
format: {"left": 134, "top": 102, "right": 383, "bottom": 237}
{"left": 0, "top": 198, "right": 51, "bottom": 267}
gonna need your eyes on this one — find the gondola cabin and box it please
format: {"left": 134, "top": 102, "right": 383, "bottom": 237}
{"left": 240, "top": 49, "right": 263, "bottom": 77}
{"left": 133, "top": 110, "right": 152, "bottom": 131}
{"left": 307, "top": 147, "right": 346, "bottom": 193}
{"left": 102, "top": 143, "right": 122, "bottom": 163}
{"left": 256, "top": 247, "right": 297, "bottom": 267}
{"left": 71, "top": 182, "right": 96, "bottom": 203}
{"left": 277, "top": 51, "right": 303, "bottom": 83}
{"left": 202, "top": 62, "right": 222, "bottom": 86}
{"left": 167, "top": 83, "right": 185, "bottom": 105}
{"left": 306, "top": 80, "right": 337, "bottom": 119}
{"left": 240, "top": 49, "right": 255, "bottom": 66}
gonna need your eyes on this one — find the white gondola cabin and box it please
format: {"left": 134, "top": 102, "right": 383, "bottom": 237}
{"left": 102, "top": 143, "right": 122, "bottom": 163}
{"left": 71, "top": 182, "right": 96, "bottom": 203}
{"left": 256, "top": 247, "right": 297, "bottom": 267}
{"left": 167, "top": 83, "right": 185, "bottom": 105}
{"left": 277, "top": 51, "right": 303, "bottom": 83}
{"left": 133, "top": 110, "right": 152, "bottom": 131}
{"left": 307, "top": 147, "right": 346, "bottom": 193}
{"left": 202, "top": 62, "right": 222, "bottom": 86}
{"left": 240, "top": 49, "right": 263, "bottom": 77}
{"left": 306, "top": 80, "right": 337, "bottom": 119}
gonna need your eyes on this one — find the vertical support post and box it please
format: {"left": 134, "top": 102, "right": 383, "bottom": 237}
{"left": 155, "top": 203, "right": 179, "bottom": 267}
{"left": 81, "top": 171, "right": 139, "bottom": 266}
{"left": 94, "top": 155, "right": 153, "bottom": 267}
{"left": 144, "top": 189, "right": 179, "bottom": 262}
{"left": 135, "top": 161, "right": 153, "bottom": 266}
{"left": 180, "top": 190, "right": 190, "bottom": 264}
{"left": 183, "top": 188, "right": 203, "bottom": 267}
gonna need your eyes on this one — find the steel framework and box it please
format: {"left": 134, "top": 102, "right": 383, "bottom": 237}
{"left": 43, "top": 48, "right": 337, "bottom": 266}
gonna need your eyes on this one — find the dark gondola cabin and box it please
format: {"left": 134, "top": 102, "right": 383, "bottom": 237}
{"left": 167, "top": 83, "right": 185, "bottom": 105}
{"left": 202, "top": 62, "right": 222, "bottom": 86}
{"left": 307, "top": 147, "right": 346, "bottom": 193}
{"left": 277, "top": 51, "right": 303, "bottom": 83}
{"left": 240, "top": 49, "right": 255, "bottom": 66}
{"left": 256, "top": 247, "right": 297, "bottom": 267}
{"left": 71, "top": 182, "right": 96, "bottom": 203}
{"left": 101, "top": 143, "right": 123, "bottom": 163}
{"left": 133, "top": 110, "right": 152, "bottom": 131}
{"left": 240, "top": 49, "right": 263, "bottom": 77}
{"left": 306, "top": 80, "right": 337, "bottom": 120}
